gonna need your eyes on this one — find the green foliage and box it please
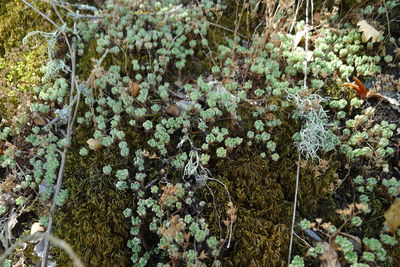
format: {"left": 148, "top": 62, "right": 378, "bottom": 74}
{"left": 1, "top": 0, "right": 400, "bottom": 266}
{"left": 0, "top": 0, "right": 50, "bottom": 54}
{"left": 0, "top": 0, "right": 50, "bottom": 119}
{"left": 52, "top": 132, "right": 133, "bottom": 266}
{"left": 0, "top": 43, "right": 47, "bottom": 120}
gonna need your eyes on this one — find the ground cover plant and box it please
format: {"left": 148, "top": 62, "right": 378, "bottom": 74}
{"left": 0, "top": 0, "right": 400, "bottom": 266}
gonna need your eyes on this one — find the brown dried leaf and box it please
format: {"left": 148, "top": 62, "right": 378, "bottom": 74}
{"left": 33, "top": 116, "right": 46, "bottom": 126}
{"left": 6, "top": 209, "right": 18, "bottom": 240}
{"left": 313, "top": 13, "right": 323, "bottom": 24}
{"left": 87, "top": 138, "right": 102, "bottom": 151}
{"left": 384, "top": 198, "right": 400, "bottom": 233}
{"left": 321, "top": 222, "right": 332, "bottom": 231}
{"left": 129, "top": 81, "right": 140, "bottom": 97}
{"left": 223, "top": 219, "right": 230, "bottom": 227}
{"left": 183, "top": 232, "right": 191, "bottom": 242}
{"left": 357, "top": 20, "right": 382, "bottom": 43}
{"left": 226, "top": 202, "right": 237, "bottom": 223}
{"left": 198, "top": 250, "right": 208, "bottom": 260}
{"left": 165, "top": 104, "right": 180, "bottom": 117}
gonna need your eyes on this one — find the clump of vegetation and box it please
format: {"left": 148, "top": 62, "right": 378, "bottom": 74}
{"left": 1, "top": 0, "right": 400, "bottom": 266}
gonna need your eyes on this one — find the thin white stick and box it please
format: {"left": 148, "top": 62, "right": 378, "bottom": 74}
{"left": 288, "top": 152, "right": 301, "bottom": 263}
{"left": 304, "top": 0, "right": 309, "bottom": 91}
{"left": 382, "top": 0, "right": 391, "bottom": 37}
{"left": 288, "top": 0, "right": 311, "bottom": 263}
{"left": 41, "top": 34, "right": 77, "bottom": 267}
{"left": 289, "top": 0, "right": 304, "bottom": 33}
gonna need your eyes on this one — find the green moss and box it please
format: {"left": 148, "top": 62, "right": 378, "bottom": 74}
{"left": 199, "top": 107, "right": 340, "bottom": 266}
{"left": 323, "top": 80, "right": 359, "bottom": 101}
{"left": 0, "top": 0, "right": 51, "bottom": 55}
{"left": 390, "top": 245, "right": 400, "bottom": 266}
{"left": 0, "top": 0, "right": 51, "bottom": 120}
{"left": 0, "top": 45, "right": 47, "bottom": 120}
{"left": 52, "top": 125, "right": 135, "bottom": 266}
{"left": 213, "top": 152, "right": 291, "bottom": 266}
{"left": 76, "top": 39, "right": 99, "bottom": 80}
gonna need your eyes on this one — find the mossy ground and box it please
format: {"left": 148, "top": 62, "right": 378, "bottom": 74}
{"left": 29, "top": 2, "right": 397, "bottom": 266}
{"left": 51, "top": 105, "right": 341, "bottom": 266}
{"left": 199, "top": 107, "right": 341, "bottom": 266}
{"left": 1, "top": 1, "right": 399, "bottom": 266}
{"left": 51, "top": 124, "right": 135, "bottom": 266}
{"left": 0, "top": 0, "right": 50, "bottom": 120}
{"left": 0, "top": 0, "right": 51, "bottom": 55}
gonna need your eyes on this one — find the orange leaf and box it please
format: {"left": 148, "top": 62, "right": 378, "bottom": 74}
{"left": 384, "top": 198, "right": 400, "bottom": 234}
{"left": 352, "top": 77, "right": 368, "bottom": 98}
{"left": 129, "top": 81, "right": 140, "bottom": 97}
{"left": 343, "top": 77, "right": 368, "bottom": 99}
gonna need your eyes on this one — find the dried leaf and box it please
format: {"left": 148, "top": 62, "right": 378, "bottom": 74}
{"left": 226, "top": 202, "right": 237, "bottom": 223}
{"left": 293, "top": 30, "right": 306, "bottom": 50}
{"left": 7, "top": 211, "right": 18, "bottom": 239}
{"left": 352, "top": 77, "right": 368, "bottom": 98}
{"left": 357, "top": 20, "right": 382, "bottom": 43}
{"left": 344, "top": 77, "right": 400, "bottom": 108}
{"left": 313, "top": 13, "right": 323, "bottom": 24}
{"left": 384, "top": 198, "right": 400, "bottom": 233}
{"left": 129, "top": 81, "right": 140, "bottom": 97}
{"left": 198, "top": 250, "right": 208, "bottom": 260}
{"left": 87, "top": 138, "right": 102, "bottom": 151}
{"left": 30, "top": 222, "right": 45, "bottom": 235}
{"left": 33, "top": 116, "right": 46, "bottom": 126}
{"left": 223, "top": 219, "right": 230, "bottom": 227}
{"left": 183, "top": 232, "right": 191, "bottom": 242}
{"left": 344, "top": 77, "right": 380, "bottom": 99}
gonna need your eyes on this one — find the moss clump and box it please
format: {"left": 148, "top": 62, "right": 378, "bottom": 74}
{"left": 200, "top": 108, "right": 340, "bottom": 266}
{"left": 0, "top": 0, "right": 51, "bottom": 55}
{"left": 212, "top": 150, "right": 292, "bottom": 267}
{"left": 0, "top": 45, "right": 47, "bottom": 120}
{"left": 76, "top": 38, "right": 99, "bottom": 80}
{"left": 0, "top": 0, "right": 50, "bottom": 120}
{"left": 52, "top": 125, "right": 135, "bottom": 266}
